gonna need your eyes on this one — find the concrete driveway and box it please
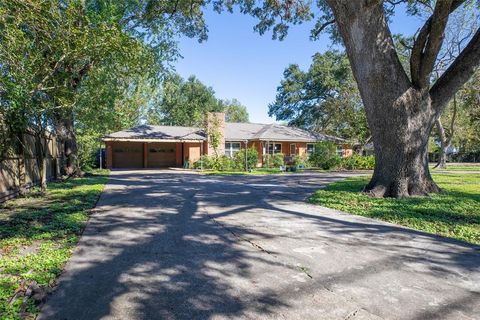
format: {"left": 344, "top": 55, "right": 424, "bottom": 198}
{"left": 40, "top": 170, "right": 480, "bottom": 320}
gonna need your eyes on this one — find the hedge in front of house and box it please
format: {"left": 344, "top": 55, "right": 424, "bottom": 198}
{"left": 309, "top": 142, "right": 341, "bottom": 170}
{"left": 194, "top": 148, "right": 259, "bottom": 171}
{"left": 338, "top": 155, "right": 375, "bottom": 170}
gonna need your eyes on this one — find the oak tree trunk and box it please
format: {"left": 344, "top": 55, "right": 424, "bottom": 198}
{"left": 433, "top": 118, "right": 448, "bottom": 169}
{"left": 364, "top": 89, "right": 440, "bottom": 197}
{"left": 434, "top": 95, "right": 456, "bottom": 170}
{"left": 436, "top": 145, "right": 448, "bottom": 169}
{"left": 325, "top": 1, "right": 480, "bottom": 197}
{"left": 34, "top": 134, "right": 48, "bottom": 192}
{"left": 326, "top": 1, "right": 442, "bottom": 197}
{"left": 55, "top": 117, "right": 79, "bottom": 176}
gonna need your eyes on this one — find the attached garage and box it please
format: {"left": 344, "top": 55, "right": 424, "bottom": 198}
{"left": 103, "top": 125, "right": 206, "bottom": 169}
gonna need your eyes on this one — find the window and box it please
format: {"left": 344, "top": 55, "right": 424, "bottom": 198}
{"left": 225, "top": 142, "right": 241, "bottom": 158}
{"left": 336, "top": 146, "right": 343, "bottom": 157}
{"left": 306, "top": 143, "right": 315, "bottom": 154}
{"left": 149, "top": 148, "right": 174, "bottom": 153}
{"left": 267, "top": 143, "right": 282, "bottom": 154}
{"left": 290, "top": 144, "right": 296, "bottom": 156}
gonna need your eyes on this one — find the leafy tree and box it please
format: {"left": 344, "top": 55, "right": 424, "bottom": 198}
{"left": 450, "top": 69, "right": 480, "bottom": 159}
{"left": 147, "top": 74, "right": 222, "bottom": 126}
{"left": 147, "top": 74, "right": 249, "bottom": 126}
{"left": 269, "top": 51, "right": 369, "bottom": 146}
{"left": 221, "top": 99, "right": 249, "bottom": 122}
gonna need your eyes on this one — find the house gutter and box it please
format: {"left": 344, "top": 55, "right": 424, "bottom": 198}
{"left": 102, "top": 138, "right": 205, "bottom": 143}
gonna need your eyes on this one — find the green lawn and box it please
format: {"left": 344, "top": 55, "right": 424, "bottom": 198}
{"left": 309, "top": 173, "right": 480, "bottom": 245}
{"left": 0, "top": 170, "right": 109, "bottom": 319}
{"left": 429, "top": 163, "right": 480, "bottom": 171}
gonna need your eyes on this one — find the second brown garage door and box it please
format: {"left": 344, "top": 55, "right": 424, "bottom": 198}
{"left": 147, "top": 143, "right": 176, "bottom": 168}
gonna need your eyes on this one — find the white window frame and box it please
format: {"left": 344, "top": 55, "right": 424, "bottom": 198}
{"left": 306, "top": 143, "right": 315, "bottom": 154}
{"left": 225, "top": 142, "right": 241, "bottom": 158}
{"left": 267, "top": 143, "right": 282, "bottom": 154}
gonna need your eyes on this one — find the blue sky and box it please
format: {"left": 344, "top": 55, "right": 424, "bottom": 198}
{"left": 173, "top": 6, "right": 423, "bottom": 123}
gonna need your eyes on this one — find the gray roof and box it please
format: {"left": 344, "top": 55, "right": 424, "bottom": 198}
{"left": 103, "top": 125, "right": 206, "bottom": 141}
{"left": 225, "top": 122, "right": 344, "bottom": 142}
{"left": 104, "top": 123, "right": 344, "bottom": 143}
{"left": 224, "top": 123, "right": 266, "bottom": 140}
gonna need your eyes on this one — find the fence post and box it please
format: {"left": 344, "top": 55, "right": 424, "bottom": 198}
{"left": 17, "top": 133, "right": 27, "bottom": 195}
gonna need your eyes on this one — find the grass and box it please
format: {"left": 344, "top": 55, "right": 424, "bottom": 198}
{"left": 309, "top": 173, "right": 480, "bottom": 245}
{"left": 429, "top": 163, "right": 480, "bottom": 171}
{"left": 0, "top": 170, "right": 109, "bottom": 319}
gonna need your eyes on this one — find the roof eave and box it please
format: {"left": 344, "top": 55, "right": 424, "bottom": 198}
{"left": 102, "top": 137, "right": 205, "bottom": 143}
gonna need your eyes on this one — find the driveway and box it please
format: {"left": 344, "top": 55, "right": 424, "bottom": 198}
{"left": 40, "top": 170, "right": 480, "bottom": 320}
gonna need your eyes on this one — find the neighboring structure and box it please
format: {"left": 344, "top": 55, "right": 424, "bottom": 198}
{"left": 102, "top": 113, "right": 349, "bottom": 169}
{"left": 1, "top": 131, "right": 61, "bottom": 202}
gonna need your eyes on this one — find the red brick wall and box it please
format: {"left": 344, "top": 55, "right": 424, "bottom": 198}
{"left": 175, "top": 143, "right": 182, "bottom": 167}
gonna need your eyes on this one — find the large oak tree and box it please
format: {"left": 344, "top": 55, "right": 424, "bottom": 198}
{"left": 215, "top": 0, "right": 479, "bottom": 197}
{"left": 323, "top": 0, "right": 479, "bottom": 197}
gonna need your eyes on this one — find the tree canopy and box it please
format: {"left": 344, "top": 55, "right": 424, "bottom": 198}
{"left": 269, "top": 51, "right": 369, "bottom": 145}
{"left": 147, "top": 74, "right": 249, "bottom": 126}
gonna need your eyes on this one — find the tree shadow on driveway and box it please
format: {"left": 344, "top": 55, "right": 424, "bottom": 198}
{"left": 40, "top": 170, "right": 480, "bottom": 320}
{"left": 40, "top": 172, "right": 291, "bottom": 319}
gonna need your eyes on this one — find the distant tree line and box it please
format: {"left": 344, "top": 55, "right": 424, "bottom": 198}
{"left": 146, "top": 73, "right": 249, "bottom": 127}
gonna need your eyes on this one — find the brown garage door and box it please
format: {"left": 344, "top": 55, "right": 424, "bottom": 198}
{"left": 112, "top": 142, "right": 143, "bottom": 168}
{"left": 147, "top": 143, "right": 176, "bottom": 168}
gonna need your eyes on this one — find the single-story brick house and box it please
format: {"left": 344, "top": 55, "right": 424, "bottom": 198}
{"left": 102, "top": 112, "right": 351, "bottom": 169}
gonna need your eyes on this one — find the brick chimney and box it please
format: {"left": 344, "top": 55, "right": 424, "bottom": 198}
{"left": 206, "top": 112, "right": 225, "bottom": 156}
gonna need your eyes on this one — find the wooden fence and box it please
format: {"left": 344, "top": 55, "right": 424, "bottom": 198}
{"left": 0, "top": 132, "right": 62, "bottom": 202}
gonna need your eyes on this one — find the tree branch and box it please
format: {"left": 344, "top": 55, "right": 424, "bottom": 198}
{"left": 446, "top": 94, "right": 457, "bottom": 147}
{"left": 417, "top": 1, "right": 453, "bottom": 86}
{"left": 410, "top": 0, "right": 466, "bottom": 87}
{"left": 312, "top": 19, "right": 335, "bottom": 38}
{"left": 430, "top": 28, "right": 480, "bottom": 113}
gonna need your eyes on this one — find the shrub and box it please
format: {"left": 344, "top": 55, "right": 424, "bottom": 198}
{"left": 292, "top": 154, "right": 310, "bottom": 168}
{"left": 215, "top": 155, "right": 236, "bottom": 171}
{"left": 262, "top": 154, "right": 284, "bottom": 168}
{"left": 262, "top": 154, "right": 272, "bottom": 168}
{"left": 309, "top": 141, "right": 341, "bottom": 169}
{"left": 194, "top": 152, "right": 257, "bottom": 171}
{"left": 273, "top": 153, "right": 285, "bottom": 167}
{"left": 233, "top": 147, "right": 258, "bottom": 170}
{"left": 194, "top": 155, "right": 212, "bottom": 169}
{"left": 339, "top": 155, "right": 375, "bottom": 170}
